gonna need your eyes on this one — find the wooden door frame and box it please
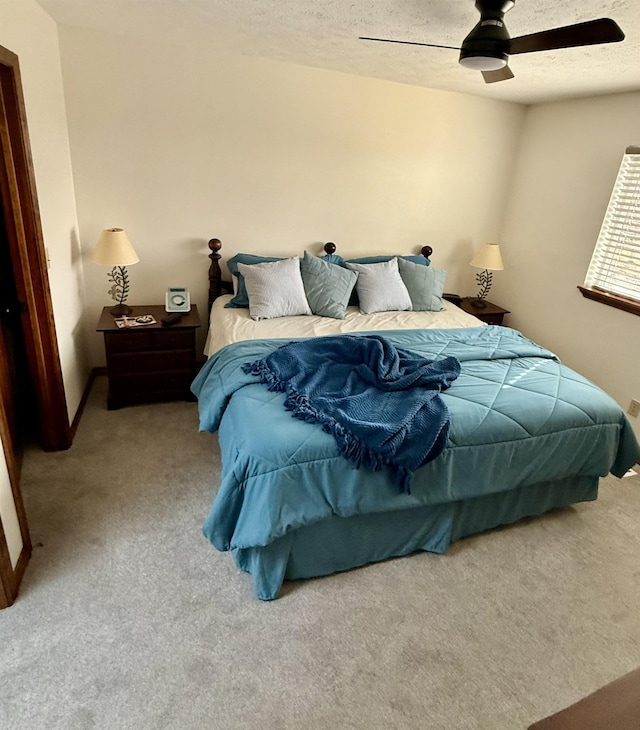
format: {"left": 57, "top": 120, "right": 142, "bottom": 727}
{"left": 0, "top": 45, "right": 70, "bottom": 451}
{"left": 0, "top": 44, "right": 71, "bottom": 606}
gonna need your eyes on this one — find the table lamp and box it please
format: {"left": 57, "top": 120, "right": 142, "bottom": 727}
{"left": 92, "top": 228, "right": 140, "bottom": 316}
{"left": 469, "top": 243, "right": 504, "bottom": 308}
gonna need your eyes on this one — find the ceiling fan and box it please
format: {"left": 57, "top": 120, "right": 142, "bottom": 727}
{"left": 359, "top": 0, "right": 625, "bottom": 83}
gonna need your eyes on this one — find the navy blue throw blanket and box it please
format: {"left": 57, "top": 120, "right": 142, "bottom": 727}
{"left": 242, "top": 335, "right": 461, "bottom": 494}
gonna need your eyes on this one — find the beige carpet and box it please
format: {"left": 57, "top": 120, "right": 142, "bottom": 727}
{"left": 1, "top": 376, "right": 639, "bottom": 730}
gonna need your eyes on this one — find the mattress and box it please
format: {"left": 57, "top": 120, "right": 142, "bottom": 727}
{"left": 203, "top": 294, "right": 483, "bottom": 357}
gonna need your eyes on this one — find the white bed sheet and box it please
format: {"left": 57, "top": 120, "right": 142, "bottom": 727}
{"left": 204, "top": 295, "right": 485, "bottom": 357}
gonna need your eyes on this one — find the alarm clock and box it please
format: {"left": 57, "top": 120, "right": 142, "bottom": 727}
{"left": 165, "top": 287, "right": 191, "bottom": 313}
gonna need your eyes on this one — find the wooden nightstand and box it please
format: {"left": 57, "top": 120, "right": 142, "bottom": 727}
{"left": 96, "top": 305, "right": 201, "bottom": 409}
{"left": 458, "top": 297, "right": 510, "bottom": 325}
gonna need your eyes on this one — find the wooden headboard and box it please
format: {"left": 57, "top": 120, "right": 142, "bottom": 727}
{"left": 207, "top": 238, "right": 227, "bottom": 312}
{"left": 207, "top": 238, "right": 433, "bottom": 312}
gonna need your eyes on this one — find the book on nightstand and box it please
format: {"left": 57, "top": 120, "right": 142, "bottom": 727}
{"left": 114, "top": 315, "right": 157, "bottom": 328}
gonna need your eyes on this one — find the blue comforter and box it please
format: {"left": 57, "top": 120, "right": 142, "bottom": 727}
{"left": 192, "top": 327, "right": 640, "bottom": 557}
{"left": 242, "top": 335, "right": 461, "bottom": 494}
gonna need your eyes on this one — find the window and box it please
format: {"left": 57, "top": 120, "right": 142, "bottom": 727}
{"left": 578, "top": 146, "right": 640, "bottom": 316}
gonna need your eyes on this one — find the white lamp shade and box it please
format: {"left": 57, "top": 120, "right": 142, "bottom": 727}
{"left": 91, "top": 228, "right": 140, "bottom": 266}
{"left": 470, "top": 243, "right": 504, "bottom": 271}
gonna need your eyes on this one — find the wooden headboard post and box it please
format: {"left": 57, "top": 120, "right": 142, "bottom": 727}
{"left": 324, "top": 241, "right": 336, "bottom": 255}
{"left": 421, "top": 245, "right": 433, "bottom": 260}
{"left": 208, "top": 238, "right": 223, "bottom": 311}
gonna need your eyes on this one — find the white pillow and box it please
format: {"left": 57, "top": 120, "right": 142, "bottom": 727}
{"left": 237, "top": 257, "right": 312, "bottom": 321}
{"left": 345, "top": 258, "right": 412, "bottom": 314}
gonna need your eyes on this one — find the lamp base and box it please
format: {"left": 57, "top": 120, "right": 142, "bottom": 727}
{"left": 469, "top": 298, "right": 488, "bottom": 309}
{"left": 109, "top": 303, "right": 132, "bottom": 317}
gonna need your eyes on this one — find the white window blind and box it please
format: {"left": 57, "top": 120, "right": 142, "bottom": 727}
{"left": 584, "top": 146, "right": 640, "bottom": 303}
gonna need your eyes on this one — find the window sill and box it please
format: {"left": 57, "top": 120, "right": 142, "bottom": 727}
{"left": 577, "top": 286, "right": 640, "bottom": 317}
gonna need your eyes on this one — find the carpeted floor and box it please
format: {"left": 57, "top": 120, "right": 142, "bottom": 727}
{"left": 1, "top": 376, "right": 639, "bottom": 730}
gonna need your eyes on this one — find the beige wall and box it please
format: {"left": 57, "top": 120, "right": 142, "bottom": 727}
{"left": 495, "top": 91, "right": 640, "bottom": 439}
{"left": 57, "top": 27, "right": 526, "bottom": 365}
{"left": 0, "top": 0, "right": 87, "bottom": 420}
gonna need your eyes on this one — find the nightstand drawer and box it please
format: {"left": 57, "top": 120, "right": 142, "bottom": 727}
{"left": 479, "top": 313, "right": 505, "bottom": 325}
{"left": 109, "top": 371, "right": 194, "bottom": 392}
{"left": 149, "top": 329, "right": 194, "bottom": 350}
{"left": 105, "top": 328, "right": 194, "bottom": 354}
{"left": 107, "top": 349, "right": 194, "bottom": 375}
{"left": 104, "top": 330, "right": 152, "bottom": 353}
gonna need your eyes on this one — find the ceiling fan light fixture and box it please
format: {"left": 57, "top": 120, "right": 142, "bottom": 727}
{"left": 459, "top": 55, "right": 507, "bottom": 71}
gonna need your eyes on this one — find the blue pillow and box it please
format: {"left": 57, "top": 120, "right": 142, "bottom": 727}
{"left": 320, "top": 253, "right": 346, "bottom": 267}
{"left": 397, "top": 257, "right": 446, "bottom": 312}
{"left": 346, "top": 254, "right": 430, "bottom": 267}
{"left": 300, "top": 251, "right": 358, "bottom": 319}
{"left": 225, "top": 253, "right": 283, "bottom": 308}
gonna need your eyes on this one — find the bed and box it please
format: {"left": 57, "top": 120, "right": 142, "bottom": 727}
{"left": 192, "top": 239, "right": 640, "bottom": 600}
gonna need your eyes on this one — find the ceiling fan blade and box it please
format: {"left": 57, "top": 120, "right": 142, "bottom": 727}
{"left": 482, "top": 65, "right": 514, "bottom": 83}
{"left": 358, "top": 36, "right": 460, "bottom": 51}
{"left": 509, "top": 18, "right": 624, "bottom": 55}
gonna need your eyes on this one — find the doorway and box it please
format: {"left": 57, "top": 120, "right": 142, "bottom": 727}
{"left": 0, "top": 202, "right": 38, "bottom": 469}
{"left": 0, "top": 43, "right": 72, "bottom": 608}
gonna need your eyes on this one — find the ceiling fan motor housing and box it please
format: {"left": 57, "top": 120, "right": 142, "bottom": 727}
{"left": 459, "top": 0, "right": 514, "bottom": 70}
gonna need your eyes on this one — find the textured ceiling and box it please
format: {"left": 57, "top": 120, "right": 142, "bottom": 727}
{"left": 36, "top": 0, "right": 640, "bottom": 105}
